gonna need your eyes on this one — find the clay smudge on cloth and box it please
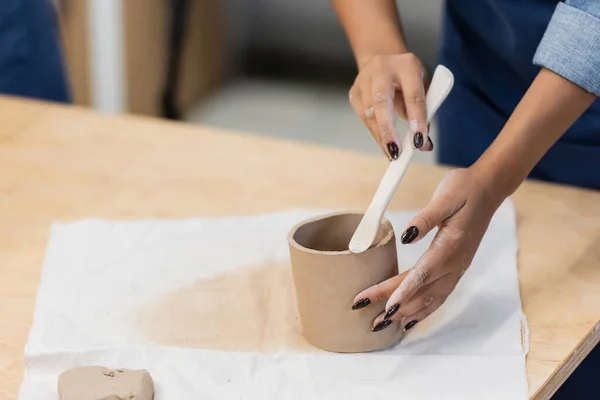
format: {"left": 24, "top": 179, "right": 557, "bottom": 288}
{"left": 134, "top": 262, "right": 318, "bottom": 353}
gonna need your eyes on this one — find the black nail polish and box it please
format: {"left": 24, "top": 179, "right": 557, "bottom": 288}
{"left": 384, "top": 303, "right": 400, "bottom": 320}
{"left": 428, "top": 136, "right": 434, "bottom": 151}
{"left": 352, "top": 298, "right": 371, "bottom": 310}
{"left": 401, "top": 226, "right": 419, "bottom": 244}
{"left": 413, "top": 132, "right": 424, "bottom": 149}
{"left": 387, "top": 142, "right": 399, "bottom": 160}
{"left": 372, "top": 319, "right": 392, "bottom": 332}
{"left": 404, "top": 320, "right": 418, "bottom": 331}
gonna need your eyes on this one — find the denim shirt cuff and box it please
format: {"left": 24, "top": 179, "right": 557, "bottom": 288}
{"left": 533, "top": 2, "right": 600, "bottom": 96}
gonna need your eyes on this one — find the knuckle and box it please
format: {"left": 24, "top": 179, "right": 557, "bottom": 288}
{"left": 431, "top": 234, "right": 449, "bottom": 249}
{"left": 378, "top": 123, "right": 393, "bottom": 138}
{"left": 412, "top": 266, "right": 431, "bottom": 286}
{"left": 370, "top": 284, "right": 388, "bottom": 303}
{"left": 373, "top": 91, "right": 392, "bottom": 107}
{"left": 402, "top": 52, "right": 419, "bottom": 64}
{"left": 423, "top": 295, "right": 435, "bottom": 307}
{"left": 416, "top": 213, "right": 436, "bottom": 231}
{"left": 432, "top": 228, "right": 464, "bottom": 249}
{"left": 447, "top": 228, "right": 465, "bottom": 242}
{"left": 402, "top": 52, "right": 424, "bottom": 70}
{"left": 405, "top": 93, "right": 426, "bottom": 105}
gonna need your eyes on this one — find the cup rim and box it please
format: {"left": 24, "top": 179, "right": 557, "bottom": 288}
{"left": 287, "top": 211, "right": 395, "bottom": 255}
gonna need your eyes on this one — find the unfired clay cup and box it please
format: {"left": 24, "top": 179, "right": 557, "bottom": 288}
{"left": 288, "top": 212, "right": 403, "bottom": 353}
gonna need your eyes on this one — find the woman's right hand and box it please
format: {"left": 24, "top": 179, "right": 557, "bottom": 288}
{"left": 349, "top": 53, "right": 432, "bottom": 160}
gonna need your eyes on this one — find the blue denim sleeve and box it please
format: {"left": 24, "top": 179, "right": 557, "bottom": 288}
{"left": 533, "top": 0, "right": 600, "bottom": 96}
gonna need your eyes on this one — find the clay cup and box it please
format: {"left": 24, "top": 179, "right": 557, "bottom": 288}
{"left": 287, "top": 212, "right": 403, "bottom": 353}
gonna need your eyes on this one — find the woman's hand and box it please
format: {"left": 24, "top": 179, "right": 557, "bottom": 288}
{"left": 351, "top": 168, "right": 505, "bottom": 332}
{"left": 349, "top": 53, "right": 433, "bottom": 160}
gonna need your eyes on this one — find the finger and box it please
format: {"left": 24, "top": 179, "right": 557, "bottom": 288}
{"left": 373, "top": 273, "right": 457, "bottom": 324}
{"left": 351, "top": 269, "right": 410, "bottom": 310}
{"left": 350, "top": 85, "right": 389, "bottom": 158}
{"left": 401, "top": 294, "right": 449, "bottom": 332}
{"left": 400, "top": 182, "right": 466, "bottom": 245}
{"left": 396, "top": 57, "right": 428, "bottom": 151}
{"left": 350, "top": 86, "right": 384, "bottom": 152}
{"left": 360, "top": 87, "right": 390, "bottom": 158}
{"left": 371, "top": 76, "right": 401, "bottom": 160}
{"left": 421, "top": 123, "right": 433, "bottom": 151}
{"left": 371, "top": 310, "right": 395, "bottom": 332}
{"left": 384, "top": 229, "right": 456, "bottom": 313}
{"left": 362, "top": 84, "right": 394, "bottom": 159}
{"left": 394, "top": 92, "right": 432, "bottom": 151}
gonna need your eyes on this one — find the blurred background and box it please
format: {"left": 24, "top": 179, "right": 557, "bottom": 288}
{"left": 56, "top": 0, "right": 443, "bottom": 163}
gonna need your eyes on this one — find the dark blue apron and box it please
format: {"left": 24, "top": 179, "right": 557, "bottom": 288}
{"left": 436, "top": 0, "right": 600, "bottom": 190}
{"left": 0, "top": 0, "right": 70, "bottom": 102}
{"left": 436, "top": 1, "right": 600, "bottom": 398}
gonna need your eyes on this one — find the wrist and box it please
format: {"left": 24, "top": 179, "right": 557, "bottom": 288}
{"left": 356, "top": 54, "right": 375, "bottom": 71}
{"left": 356, "top": 48, "right": 408, "bottom": 71}
{"left": 469, "top": 120, "right": 536, "bottom": 205}
{"left": 468, "top": 160, "right": 514, "bottom": 208}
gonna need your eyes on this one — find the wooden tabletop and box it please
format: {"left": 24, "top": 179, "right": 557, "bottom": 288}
{"left": 0, "top": 96, "right": 599, "bottom": 399}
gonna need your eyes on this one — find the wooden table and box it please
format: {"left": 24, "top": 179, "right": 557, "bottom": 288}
{"left": 1, "top": 97, "right": 599, "bottom": 399}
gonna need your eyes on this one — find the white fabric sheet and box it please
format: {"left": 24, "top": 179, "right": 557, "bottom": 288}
{"left": 19, "top": 200, "right": 528, "bottom": 399}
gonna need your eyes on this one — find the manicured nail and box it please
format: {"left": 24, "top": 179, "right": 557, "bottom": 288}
{"left": 352, "top": 298, "right": 371, "bottom": 310}
{"left": 384, "top": 304, "right": 400, "bottom": 320}
{"left": 372, "top": 319, "right": 392, "bottom": 332}
{"left": 387, "top": 142, "right": 399, "bottom": 160}
{"left": 404, "top": 320, "right": 418, "bottom": 331}
{"left": 413, "top": 132, "right": 424, "bottom": 149}
{"left": 401, "top": 226, "right": 419, "bottom": 244}
{"left": 428, "top": 136, "right": 434, "bottom": 151}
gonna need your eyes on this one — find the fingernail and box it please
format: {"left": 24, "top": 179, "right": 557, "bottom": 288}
{"left": 428, "top": 136, "right": 434, "bottom": 151}
{"left": 401, "top": 226, "right": 419, "bottom": 244}
{"left": 387, "top": 142, "right": 399, "bottom": 160}
{"left": 372, "top": 319, "right": 392, "bottom": 332}
{"left": 404, "top": 320, "right": 418, "bottom": 331}
{"left": 352, "top": 298, "right": 371, "bottom": 310}
{"left": 413, "top": 132, "right": 424, "bottom": 149}
{"left": 384, "top": 303, "right": 400, "bottom": 320}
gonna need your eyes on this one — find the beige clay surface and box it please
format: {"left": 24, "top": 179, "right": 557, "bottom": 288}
{"left": 288, "top": 212, "right": 403, "bottom": 352}
{"left": 58, "top": 366, "right": 154, "bottom": 400}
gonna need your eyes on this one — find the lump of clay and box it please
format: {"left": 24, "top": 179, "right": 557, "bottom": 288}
{"left": 58, "top": 366, "right": 154, "bottom": 400}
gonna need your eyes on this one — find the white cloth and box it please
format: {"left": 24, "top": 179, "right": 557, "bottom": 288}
{"left": 20, "top": 200, "right": 529, "bottom": 399}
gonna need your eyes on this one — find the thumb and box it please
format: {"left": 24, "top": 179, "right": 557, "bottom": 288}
{"left": 400, "top": 193, "right": 465, "bottom": 245}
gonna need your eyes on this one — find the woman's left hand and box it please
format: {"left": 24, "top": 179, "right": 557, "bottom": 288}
{"left": 351, "top": 167, "right": 504, "bottom": 332}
